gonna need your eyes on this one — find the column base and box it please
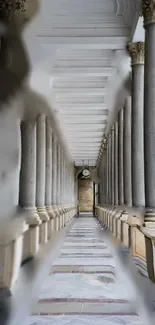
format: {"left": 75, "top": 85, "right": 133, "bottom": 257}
{"left": 37, "top": 207, "right": 49, "bottom": 244}
{"left": 46, "top": 206, "right": 55, "bottom": 239}
{"left": 22, "top": 207, "right": 41, "bottom": 261}
{"left": 52, "top": 206, "right": 60, "bottom": 231}
{"left": 144, "top": 211, "right": 155, "bottom": 228}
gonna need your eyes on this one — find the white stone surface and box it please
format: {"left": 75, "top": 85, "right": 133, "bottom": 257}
{"left": 24, "top": 216, "right": 144, "bottom": 325}
{"left": 39, "top": 273, "right": 129, "bottom": 300}
{"left": 24, "top": 315, "right": 143, "bottom": 325}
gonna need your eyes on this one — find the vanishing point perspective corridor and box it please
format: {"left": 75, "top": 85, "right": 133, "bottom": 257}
{"left": 2, "top": 1, "right": 155, "bottom": 325}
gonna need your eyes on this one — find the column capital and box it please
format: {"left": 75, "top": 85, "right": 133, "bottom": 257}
{"left": 127, "top": 42, "right": 145, "bottom": 65}
{"left": 0, "top": 0, "right": 39, "bottom": 28}
{"left": 143, "top": 0, "right": 155, "bottom": 26}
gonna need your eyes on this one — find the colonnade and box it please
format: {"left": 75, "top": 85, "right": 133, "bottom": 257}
{"left": 96, "top": 4, "right": 155, "bottom": 282}
{"left": 0, "top": 113, "right": 77, "bottom": 292}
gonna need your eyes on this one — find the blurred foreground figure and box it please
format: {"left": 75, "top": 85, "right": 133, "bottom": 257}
{"left": 0, "top": 2, "right": 52, "bottom": 324}
{"left": 0, "top": 0, "right": 51, "bottom": 224}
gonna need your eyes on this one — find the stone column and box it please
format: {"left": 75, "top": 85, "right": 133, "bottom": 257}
{"left": 114, "top": 121, "right": 118, "bottom": 205}
{"left": 45, "top": 118, "right": 54, "bottom": 237}
{"left": 36, "top": 114, "right": 49, "bottom": 243}
{"left": 56, "top": 143, "right": 60, "bottom": 205}
{"left": 57, "top": 144, "right": 62, "bottom": 229}
{"left": 108, "top": 133, "right": 112, "bottom": 204}
{"left": 111, "top": 127, "right": 115, "bottom": 205}
{"left": 106, "top": 139, "right": 109, "bottom": 204}
{"left": 104, "top": 146, "right": 108, "bottom": 204}
{"left": 60, "top": 148, "right": 63, "bottom": 205}
{"left": 123, "top": 97, "right": 132, "bottom": 206}
{"left": 19, "top": 120, "right": 41, "bottom": 259}
{"left": 143, "top": 2, "right": 155, "bottom": 213}
{"left": 52, "top": 135, "right": 57, "bottom": 205}
{"left": 52, "top": 135, "right": 59, "bottom": 230}
{"left": 127, "top": 42, "right": 145, "bottom": 207}
{"left": 118, "top": 108, "right": 124, "bottom": 205}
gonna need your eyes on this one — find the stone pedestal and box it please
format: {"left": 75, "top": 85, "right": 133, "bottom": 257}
{"left": 0, "top": 218, "right": 28, "bottom": 291}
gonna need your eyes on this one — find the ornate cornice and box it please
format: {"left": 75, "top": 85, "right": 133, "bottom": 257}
{"left": 127, "top": 42, "right": 145, "bottom": 65}
{"left": 143, "top": 0, "right": 155, "bottom": 25}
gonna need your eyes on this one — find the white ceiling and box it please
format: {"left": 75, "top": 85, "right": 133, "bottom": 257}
{"left": 25, "top": 0, "right": 141, "bottom": 167}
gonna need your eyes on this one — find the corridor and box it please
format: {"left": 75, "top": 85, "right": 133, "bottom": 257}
{"left": 24, "top": 215, "right": 142, "bottom": 325}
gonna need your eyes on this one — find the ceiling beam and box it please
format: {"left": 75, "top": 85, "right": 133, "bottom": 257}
{"left": 54, "top": 88, "right": 107, "bottom": 96}
{"left": 58, "top": 104, "right": 107, "bottom": 110}
{"left": 39, "top": 36, "right": 127, "bottom": 49}
{"left": 60, "top": 110, "right": 108, "bottom": 115}
{"left": 51, "top": 67, "right": 116, "bottom": 76}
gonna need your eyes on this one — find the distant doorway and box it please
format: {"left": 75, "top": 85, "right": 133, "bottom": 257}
{"left": 78, "top": 178, "right": 93, "bottom": 213}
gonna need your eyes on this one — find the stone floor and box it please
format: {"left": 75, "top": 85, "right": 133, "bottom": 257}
{"left": 24, "top": 215, "right": 143, "bottom": 325}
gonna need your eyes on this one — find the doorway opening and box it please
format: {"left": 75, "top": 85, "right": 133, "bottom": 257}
{"left": 78, "top": 171, "right": 93, "bottom": 213}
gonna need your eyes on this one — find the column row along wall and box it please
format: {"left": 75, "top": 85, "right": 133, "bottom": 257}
{"left": 0, "top": 113, "right": 77, "bottom": 293}
{"left": 96, "top": 2, "right": 155, "bottom": 283}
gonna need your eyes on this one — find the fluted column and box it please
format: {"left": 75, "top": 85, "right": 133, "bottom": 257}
{"left": 114, "top": 121, "right": 118, "bottom": 205}
{"left": 123, "top": 97, "right": 132, "bottom": 206}
{"left": 127, "top": 42, "right": 145, "bottom": 207}
{"left": 143, "top": 2, "right": 155, "bottom": 213}
{"left": 19, "top": 120, "right": 41, "bottom": 258}
{"left": 118, "top": 108, "right": 124, "bottom": 205}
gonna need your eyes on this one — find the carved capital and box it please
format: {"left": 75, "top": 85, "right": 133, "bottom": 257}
{"left": 143, "top": 0, "right": 155, "bottom": 25}
{"left": 127, "top": 42, "right": 145, "bottom": 65}
{"left": 0, "top": 0, "right": 39, "bottom": 28}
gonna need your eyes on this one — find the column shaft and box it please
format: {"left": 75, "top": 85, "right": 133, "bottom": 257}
{"left": 19, "top": 121, "right": 37, "bottom": 210}
{"left": 123, "top": 97, "right": 132, "bottom": 206}
{"left": 144, "top": 24, "right": 155, "bottom": 207}
{"left": 114, "top": 121, "right": 118, "bottom": 205}
{"left": 52, "top": 135, "right": 57, "bottom": 204}
{"left": 45, "top": 118, "right": 52, "bottom": 207}
{"left": 128, "top": 42, "right": 145, "bottom": 207}
{"left": 106, "top": 140, "right": 109, "bottom": 204}
{"left": 118, "top": 109, "right": 124, "bottom": 205}
{"left": 111, "top": 128, "right": 115, "bottom": 205}
{"left": 108, "top": 134, "right": 112, "bottom": 204}
{"left": 36, "top": 114, "right": 46, "bottom": 208}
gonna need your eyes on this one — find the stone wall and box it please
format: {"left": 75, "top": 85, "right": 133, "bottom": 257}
{"left": 78, "top": 179, "right": 93, "bottom": 212}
